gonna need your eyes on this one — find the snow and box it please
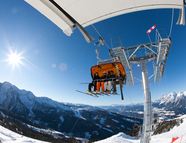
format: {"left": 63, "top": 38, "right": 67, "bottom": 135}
{"left": 102, "top": 127, "right": 113, "bottom": 133}
{"left": 95, "top": 132, "right": 139, "bottom": 143}
{"left": 25, "top": 124, "right": 65, "bottom": 137}
{"left": 112, "top": 119, "right": 119, "bottom": 123}
{"left": 0, "top": 111, "right": 6, "bottom": 117}
{"left": 92, "top": 131, "right": 99, "bottom": 135}
{"left": 58, "top": 123, "right": 61, "bottom": 128}
{"left": 59, "top": 115, "right": 64, "bottom": 122}
{"left": 157, "top": 92, "right": 186, "bottom": 105}
{"left": 152, "top": 107, "right": 176, "bottom": 117}
{"left": 72, "top": 108, "right": 86, "bottom": 120}
{"left": 122, "top": 118, "right": 140, "bottom": 123}
{"left": 0, "top": 124, "right": 88, "bottom": 143}
{"left": 108, "top": 111, "right": 116, "bottom": 116}
{"left": 151, "top": 114, "right": 186, "bottom": 143}
{"left": 95, "top": 124, "right": 113, "bottom": 133}
{"left": 85, "top": 132, "right": 91, "bottom": 138}
{"left": 0, "top": 125, "right": 48, "bottom": 143}
{"left": 100, "top": 117, "right": 106, "bottom": 124}
{"left": 95, "top": 124, "right": 102, "bottom": 128}
{"left": 121, "top": 125, "right": 125, "bottom": 128}
{"left": 75, "top": 137, "right": 89, "bottom": 143}
{"left": 96, "top": 114, "right": 186, "bottom": 143}
{"left": 65, "top": 102, "right": 102, "bottom": 111}
{"left": 137, "top": 111, "right": 143, "bottom": 114}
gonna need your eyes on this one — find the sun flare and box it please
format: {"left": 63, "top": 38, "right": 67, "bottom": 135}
{"left": 7, "top": 51, "right": 23, "bottom": 68}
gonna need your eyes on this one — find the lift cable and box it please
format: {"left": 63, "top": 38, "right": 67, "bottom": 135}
{"left": 169, "top": 8, "right": 174, "bottom": 37}
{"left": 152, "top": 77, "right": 162, "bottom": 120}
{"left": 154, "top": 78, "right": 162, "bottom": 102}
{"left": 126, "top": 85, "right": 137, "bottom": 127}
{"left": 92, "top": 24, "right": 111, "bottom": 50}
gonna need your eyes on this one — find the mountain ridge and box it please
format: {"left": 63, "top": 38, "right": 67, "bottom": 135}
{"left": 0, "top": 81, "right": 142, "bottom": 139}
{"left": 99, "top": 91, "right": 186, "bottom": 118}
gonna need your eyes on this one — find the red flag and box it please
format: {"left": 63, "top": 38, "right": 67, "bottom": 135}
{"left": 171, "top": 137, "right": 179, "bottom": 143}
{"left": 147, "top": 25, "right": 157, "bottom": 34}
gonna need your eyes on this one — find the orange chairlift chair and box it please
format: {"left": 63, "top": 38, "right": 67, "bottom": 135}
{"left": 91, "top": 61, "right": 126, "bottom": 100}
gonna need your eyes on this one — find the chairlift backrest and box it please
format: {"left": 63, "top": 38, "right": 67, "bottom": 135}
{"left": 91, "top": 62, "right": 126, "bottom": 79}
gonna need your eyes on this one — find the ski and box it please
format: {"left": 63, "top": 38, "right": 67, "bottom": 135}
{"left": 75, "top": 89, "right": 99, "bottom": 97}
{"left": 111, "top": 93, "right": 119, "bottom": 95}
{"left": 75, "top": 89, "right": 119, "bottom": 97}
{"left": 100, "top": 92, "right": 110, "bottom": 96}
{"left": 100, "top": 91, "right": 119, "bottom": 96}
{"left": 107, "top": 93, "right": 119, "bottom": 96}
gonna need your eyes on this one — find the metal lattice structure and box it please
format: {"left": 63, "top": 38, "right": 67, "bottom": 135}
{"left": 111, "top": 29, "right": 172, "bottom": 143}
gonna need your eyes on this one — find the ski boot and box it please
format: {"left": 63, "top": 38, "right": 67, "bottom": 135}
{"left": 86, "top": 89, "right": 92, "bottom": 95}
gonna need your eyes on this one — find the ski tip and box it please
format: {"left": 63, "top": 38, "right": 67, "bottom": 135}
{"left": 75, "top": 89, "right": 77, "bottom": 91}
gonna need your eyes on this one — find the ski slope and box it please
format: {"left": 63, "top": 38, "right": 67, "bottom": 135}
{"left": 0, "top": 125, "right": 48, "bottom": 143}
{"left": 95, "top": 115, "right": 186, "bottom": 143}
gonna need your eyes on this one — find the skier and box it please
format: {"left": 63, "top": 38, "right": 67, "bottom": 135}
{"left": 107, "top": 70, "right": 117, "bottom": 94}
{"left": 118, "top": 70, "right": 126, "bottom": 84}
{"left": 87, "top": 72, "right": 100, "bottom": 94}
{"left": 96, "top": 71, "right": 109, "bottom": 94}
{"left": 101, "top": 71, "right": 109, "bottom": 93}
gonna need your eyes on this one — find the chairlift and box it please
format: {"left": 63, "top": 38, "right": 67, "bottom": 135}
{"left": 91, "top": 60, "right": 126, "bottom": 100}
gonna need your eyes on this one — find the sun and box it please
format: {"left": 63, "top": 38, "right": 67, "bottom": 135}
{"left": 7, "top": 51, "right": 23, "bottom": 68}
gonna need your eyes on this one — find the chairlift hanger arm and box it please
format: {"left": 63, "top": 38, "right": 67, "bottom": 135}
{"left": 94, "top": 37, "right": 104, "bottom": 61}
{"left": 95, "top": 42, "right": 102, "bottom": 61}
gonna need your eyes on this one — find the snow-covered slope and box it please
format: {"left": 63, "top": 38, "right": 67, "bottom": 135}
{"left": 95, "top": 114, "right": 186, "bottom": 143}
{"left": 0, "top": 125, "right": 48, "bottom": 143}
{"left": 95, "top": 132, "right": 139, "bottom": 143}
{"left": 151, "top": 115, "right": 186, "bottom": 143}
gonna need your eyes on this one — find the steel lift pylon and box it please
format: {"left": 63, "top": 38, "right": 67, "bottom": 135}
{"left": 111, "top": 29, "right": 171, "bottom": 143}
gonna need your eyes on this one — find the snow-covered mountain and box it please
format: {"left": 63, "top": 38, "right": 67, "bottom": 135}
{"left": 100, "top": 92, "right": 186, "bottom": 118}
{"left": 152, "top": 92, "right": 186, "bottom": 117}
{"left": 0, "top": 81, "right": 142, "bottom": 139}
{"left": 154, "top": 92, "right": 186, "bottom": 109}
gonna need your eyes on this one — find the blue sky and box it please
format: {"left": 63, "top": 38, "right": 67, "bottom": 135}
{"left": 0, "top": 1, "right": 186, "bottom": 106}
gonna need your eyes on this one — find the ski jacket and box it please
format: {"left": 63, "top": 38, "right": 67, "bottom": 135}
{"left": 109, "top": 74, "right": 116, "bottom": 81}
{"left": 101, "top": 75, "right": 109, "bottom": 81}
{"left": 92, "top": 73, "right": 100, "bottom": 82}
